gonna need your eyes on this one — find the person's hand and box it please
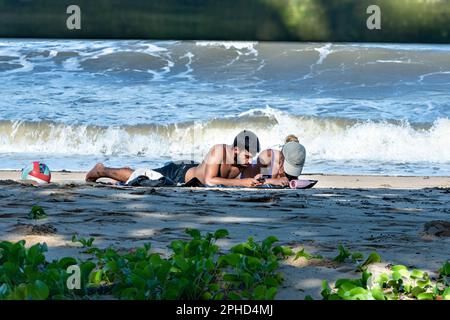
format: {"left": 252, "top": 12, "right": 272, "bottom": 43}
{"left": 240, "top": 178, "right": 263, "bottom": 187}
{"left": 264, "top": 177, "right": 289, "bottom": 187}
{"left": 278, "top": 177, "right": 290, "bottom": 187}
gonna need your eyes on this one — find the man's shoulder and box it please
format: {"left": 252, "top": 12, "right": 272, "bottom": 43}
{"left": 259, "top": 148, "right": 280, "bottom": 158}
{"left": 209, "top": 143, "right": 230, "bottom": 152}
{"left": 205, "top": 144, "right": 227, "bottom": 160}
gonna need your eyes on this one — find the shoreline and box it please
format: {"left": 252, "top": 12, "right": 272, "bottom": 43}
{"left": 1, "top": 170, "right": 449, "bottom": 189}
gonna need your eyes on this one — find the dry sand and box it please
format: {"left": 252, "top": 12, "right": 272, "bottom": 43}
{"left": 1, "top": 170, "right": 449, "bottom": 299}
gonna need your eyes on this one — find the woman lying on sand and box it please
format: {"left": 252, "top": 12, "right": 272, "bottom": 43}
{"left": 240, "top": 135, "right": 306, "bottom": 187}
{"left": 85, "top": 130, "right": 266, "bottom": 187}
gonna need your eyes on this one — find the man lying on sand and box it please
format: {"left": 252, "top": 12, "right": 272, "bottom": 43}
{"left": 241, "top": 135, "right": 306, "bottom": 187}
{"left": 85, "top": 130, "right": 265, "bottom": 187}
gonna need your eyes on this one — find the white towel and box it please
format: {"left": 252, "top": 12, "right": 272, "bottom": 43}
{"left": 125, "top": 168, "right": 163, "bottom": 185}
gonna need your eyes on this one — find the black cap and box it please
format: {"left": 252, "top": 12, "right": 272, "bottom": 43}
{"left": 233, "top": 130, "right": 260, "bottom": 155}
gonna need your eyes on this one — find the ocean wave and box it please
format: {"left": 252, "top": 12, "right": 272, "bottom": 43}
{"left": 2, "top": 40, "right": 450, "bottom": 88}
{"left": 1, "top": 108, "right": 449, "bottom": 164}
{"left": 195, "top": 41, "right": 259, "bottom": 56}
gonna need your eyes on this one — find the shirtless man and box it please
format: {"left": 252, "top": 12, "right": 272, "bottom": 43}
{"left": 85, "top": 130, "right": 264, "bottom": 187}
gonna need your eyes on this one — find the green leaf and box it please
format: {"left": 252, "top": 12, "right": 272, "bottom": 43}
{"left": 79, "top": 261, "right": 96, "bottom": 287}
{"left": 228, "top": 292, "right": 241, "bottom": 300}
{"left": 351, "top": 252, "right": 364, "bottom": 262}
{"left": 91, "top": 270, "right": 103, "bottom": 284}
{"left": 333, "top": 245, "right": 351, "bottom": 263}
{"left": 58, "top": 257, "right": 78, "bottom": 269}
{"left": 320, "top": 280, "right": 331, "bottom": 299}
{"left": 417, "top": 292, "right": 434, "bottom": 300}
{"left": 272, "top": 246, "right": 293, "bottom": 257}
{"left": 361, "top": 270, "right": 371, "bottom": 287}
{"left": 391, "top": 265, "right": 410, "bottom": 278}
{"left": 185, "top": 229, "right": 201, "bottom": 240}
{"left": 392, "top": 271, "right": 403, "bottom": 281}
{"left": 26, "top": 280, "right": 49, "bottom": 300}
{"left": 411, "top": 269, "right": 424, "bottom": 279}
{"left": 214, "top": 293, "right": 224, "bottom": 300}
{"left": 213, "top": 229, "right": 229, "bottom": 239}
{"left": 347, "top": 287, "right": 369, "bottom": 300}
{"left": 294, "top": 248, "right": 312, "bottom": 260}
{"left": 403, "top": 283, "right": 412, "bottom": 293}
{"left": 26, "top": 244, "right": 46, "bottom": 267}
{"left": 202, "top": 292, "right": 212, "bottom": 300}
{"left": 264, "top": 276, "right": 280, "bottom": 287}
{"left": 361, "top": 252, "right": 381, "bottom": 268}
{"left": 411, "top": 286, "right": 425, "bottom": 298}
{"left": 266, "top": 287, "right": 277, "bottom": 300}
{"left": 439, "top": 261, "right": 450, "bottom": 277}
{"left": 253, "top": 285, "right": 266, "bottom": 299}
{"left": 219, "top": 253, "right": 241, "bottom": 267}
{"left": 27, "top": 206, "right": 47, "bottom": 220}
{"left": 304, "top": 295, "right": 314, "bottom": 300}
{"left": 120, "top": 287, "right": 137, "bottom": 300}
{"left": 223, "top": 273, "right": 240, "bottom": 283}
{"left": 2, "top": 261, "right": 20, "bottom": 278}
{"left": 417, "top": 278, "right": 431, "bottom": 288}
{"left": 335, "top": 279, "right": 359, "bottom": 289}
{"left": 173, "top": 256, "right": 189, "bottom": 272}
{"left": 377, "top": 273, "right": 390, "bottom": 287}
{"left": 262, "top": 236, "right": 279, "bottom": 250}
{"left": 391, "top": 265, "right": 407, "bottom": 272}
{"left": 245, "top": 256, "right": 262, "bottom": 270}
{"left": 370, "top": 288, "right": 386, "bottom": 300}
{"left": 208, "top": 284, "right": 220, "bottom": 292}
{"left": 442, "top": 287, "right": 450, "bottom": 300}
{"left": 169, "top": 240, "right": 185, "bottom": 255}
{"left": 230, "top": 243, "right": 253, "bottom": 256}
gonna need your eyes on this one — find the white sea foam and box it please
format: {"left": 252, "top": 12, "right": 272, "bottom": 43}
{"left": 1, "top": 109, "right": 449, "bottom": 165}
{"left": 195, "top": 41, "right": 258, "bottom": 56}
{"left": 314, "top": 43, "right": 333, "bottom": 65}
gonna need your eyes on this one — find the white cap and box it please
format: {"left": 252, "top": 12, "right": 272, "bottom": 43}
{"left": 282, "top": 142, "right": 306, "bottom": 177}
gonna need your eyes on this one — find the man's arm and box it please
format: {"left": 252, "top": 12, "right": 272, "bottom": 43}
{"left": 204, "top": 164, "right": 262, "bottom": 187}
{"left": 203, "top": 145, "right": 262, "bottom": 187}
{"left": 263, "top": 176, "right": 289, "bottom": 187}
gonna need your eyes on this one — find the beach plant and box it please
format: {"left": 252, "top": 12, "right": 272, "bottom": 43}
{"left": 0, "top": 240, "right": 91, "bottom": 300}
{"left": 90, "top": 230, "right": 292, "bottom": 300}
{"left": 319, "top": 262, "right": 450, "bottom": 300}
{"left": 2, "top": 232, "right": 448, "bottom": 301}
{"left": 294, "top": 248, "right": 323, "bottom": 261}
{"left": 0, "top": 229, "right": 291, "bottom": 300}
{"left": 356, "top": 252, "right": 382, "bottom": 272}
{"left": 439, "top": 261, "right": 450, "bottom": 277}
{"left": 332, "top": 245, "right": 381, "bottom": 271}
{"left": 333, "top": 244, "right": 351, "bottom": 263}
{"left": 91, "top": 228, "right": 230, "bottom": 300}
{"left": 27, "top": 205, "right": 47, "bottom": 220}
{"left": 218, "top": 236, "right": 293, "bottom": 299}
{"left": 71, "top": 235, "right": 96, "bottom": 255}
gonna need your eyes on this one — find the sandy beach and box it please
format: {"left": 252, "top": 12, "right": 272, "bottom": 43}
{"left": 1, "top": 170, "right": 449, "bottom": 299}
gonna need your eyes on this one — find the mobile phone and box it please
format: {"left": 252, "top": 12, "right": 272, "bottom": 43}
{"left": 257, "top": 175, "right": 270, "bottom": 182}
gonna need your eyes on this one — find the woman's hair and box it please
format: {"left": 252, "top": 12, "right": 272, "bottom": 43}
{"left": 285, "top": 134, "right": 299, "bottom": 143}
